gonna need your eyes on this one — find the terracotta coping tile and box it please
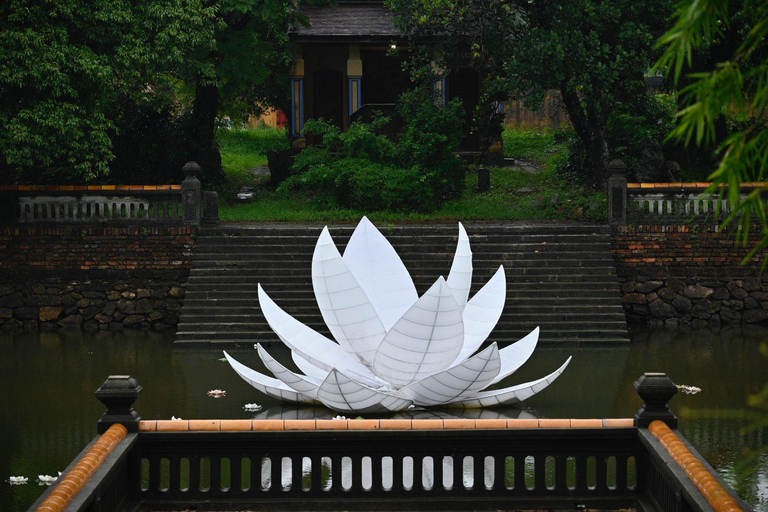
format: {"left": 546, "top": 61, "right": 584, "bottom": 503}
{"left": 682, "top": 182, "right": 698, "bottom": 187}
{"left": 143, "top": 185, "right": 158, "bottom": 190}
{"left": 570, "top": 419, "right": 603, "bottom": 428}
{"left": 171, "top": 184, "right": 182, "bottom": 189}
{"left": 116, "top": 185, "right": 130, "bottom": 190}
{"left": 603, "top": 418, "right": 634, "bottom": 428}
{"left": 539, "top": 418, "right": 571, "bottom": 429}
{"left": 668, "top": 182, "right": 682, "bottom": 187}
{"left": 379, "top": 419, "right": 412, "bottom": 430}
{"left": 129, "top": 185, "right": 143, "bottom": 190}
{"left": 156, "top": 420, "right": 190, "bottom": 432}
{"left": 101, "top": 185, "right": 116, "bottom": 190}
{"left": 475, "top": 419, "right": 507, "bottom": 429}
{"left": 139, "top": 420, "right": 157, "bottom": 432}
{"left": 412, "top": 419, "right": 444, "bottom": 430}
{"left": 87, "top": 185, "right": 101, "bottom": 190}
{"left": 189, "top": 419, "right": 221, "bottom": 431}
{"left": 18, "top": 185, "right": 32, "bottom": 190}
{"left": 316, "top": 419, "right": 349, "bottom": 430}
{"left": 284, "top": 419, "right": 317, "bottom": 431}
{"left": 157, "top": 184, "right": 171, "bottom": 190}
{"left": 443, "top": 418, "right": 475, "bottom": 429}
{"left": 72, "top": 185, "right": 87, "bottom": 190}
{"left": 348, "top": 419, "right": 380, "bottom": 430}
{"left": 640, "top": 183, "right": 654, "bottom": 188}
{"left": 627, "top": 183, "right": 641, "bottom": 188}
{"left": 252, "top": 419, "right": 285, "bottom": 431}
{"left": 506, "top": 418, "right": 539, "bottom": 429}
{"left": 649, "top": 420, "right": 743, "bottom": 512}
{"left": 220, "top": 419, "right": 253, "bottom": 431}
{"left": 696, "top": 182, "right": 710, "bottom": 188}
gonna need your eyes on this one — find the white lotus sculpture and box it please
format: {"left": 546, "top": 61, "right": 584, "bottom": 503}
{"left": 224, "top": 217, "right": 571, "bottom": 413}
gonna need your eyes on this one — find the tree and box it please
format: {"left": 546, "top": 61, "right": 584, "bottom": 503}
{"left": 389, "top": 0, "right": 673, "bottom": 188}
{"left": 655, "top": 0, "right": 768, "bottom": 263}
{"left": 184, "top": 0, "right": 329, "bottom": 180}
{"left": 0, "top": 0, "right": 216, "bottom": 183}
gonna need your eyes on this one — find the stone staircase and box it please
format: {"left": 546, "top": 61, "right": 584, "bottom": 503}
{"left": 175, "top": 223, "right": 629, "bottom": 345}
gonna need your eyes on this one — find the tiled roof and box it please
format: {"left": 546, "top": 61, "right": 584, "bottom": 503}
{"left": 291, "top": 4, "right": 400, "bottom": 41}
{"left": 627, "top": 182, "right": 767, "bottom": 189}
{"left": 140, "top": 418, "right": 634, "bottom": 431}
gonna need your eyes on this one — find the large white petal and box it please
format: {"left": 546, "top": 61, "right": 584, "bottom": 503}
{"left": 223, "top": 351, "right": 317, "bottom": 404}
{"left": 372, "top": 277, "right": 465, "bottom": 389}
{"left": 454, "top": 265, "right": 506, "bottom": 363}
{"left": 317, "top": 369, "right": 413, "bottom": 413}
{"left": 292, "top": 352, "right": 329, "bottom": 380}
{"left": 450, "top": 357, "right": 572, "bottom": 408}
{"left": 258, "top": 285, "right": 384, "bottom": 389}
{"left": 446, "top": 222, "right": 473, "bottom": 310}
{"left": 491, "top": 327, "right": 539, "bottom": 385}
{"left": 313, "top": 226, "right": 386, "bottom": 365}
{"left": 257, "top": 344, "right": 323, "bottom": 398}
{"left": 400, "top": 343, "right": 501, "bottom": 406}
{"left": 343, "top": 216, "right": 418, "bottom": 330}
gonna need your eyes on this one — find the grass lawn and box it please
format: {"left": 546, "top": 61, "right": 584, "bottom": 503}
{"left": 215, "top": 127, "right": 606, "bottom": 223}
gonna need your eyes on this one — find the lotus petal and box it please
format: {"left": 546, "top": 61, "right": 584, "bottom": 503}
{"left": 292, "top": 352, "right": 329, "bottom": 380}
{"left": 446, "top": 222, "right": 473, "bottom": 310}
{"left": 224, "top": 351, "right": 317, "bottom": 404}
{"left": 343, "top": 216, "right": 418, "bottom": 330}
{"left": 318, "top": 369, "right": 413, "bottom": 413}
{"left": 400, "top": 343, "right": 501, "bottom": 405}
{"left": 313, "top": 227, "right": 387, "bottom": 365}
{"left": 258, "top": 285, "right": 384, "bottom": 389}
{"left": 257, "top": 344, "right": 323, "bottom": 398}
{"left": 454, "top": 265, "right": 506, "bottom": 363}
{"left": 373, "top": 277, "right": 464, "bottom": 389}
{"left": 491, "top": 327, "right": 539, "bottom": 385}
{"left": 451, "top": 356, "right": 572, "bottom": 408}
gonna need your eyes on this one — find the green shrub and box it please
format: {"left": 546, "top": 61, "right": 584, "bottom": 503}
{"left": 607, "top": 94, "right": 677, "bottom": 165}
{"left": 285, "top": 86, "right": 466, "bottom": 212}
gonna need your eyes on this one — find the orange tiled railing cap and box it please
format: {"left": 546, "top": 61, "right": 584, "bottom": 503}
{"left": 35, "top": 424, "right": 128, "bottom": 512}
{"left": 139, "top": 418, "right": 635, "bottom": 432}
{"left": 649, "top": 420, "right": 744, "bottom": 512}
{"left": 0, "top": 185, "right": 181, "bottom": 191}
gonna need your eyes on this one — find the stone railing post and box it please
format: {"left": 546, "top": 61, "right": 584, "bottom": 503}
{"left": 182, "top": 161, "right": 201, "bottom": 226}
{"left": 95, "top": 375, "right": 143, "bottom": 433}
{"left": 634, "top": 372, "right": 678, "bottom": 428}
{"left": 201, "top": 191, "right": 220, "bottom": 227}
{"left": 608, "top": 159, "right": 627, "bottom": 225}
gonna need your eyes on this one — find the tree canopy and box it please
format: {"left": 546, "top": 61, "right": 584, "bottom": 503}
{"left": 389, "top": 0, "right": 673, "bottom": 188}
{"left": 656, "top": 0, "right": 768, "bottom": 262}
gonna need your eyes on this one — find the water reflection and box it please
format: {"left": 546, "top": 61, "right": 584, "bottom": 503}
{"left": 1, "top": 326, "right": 767, "bottom": 510}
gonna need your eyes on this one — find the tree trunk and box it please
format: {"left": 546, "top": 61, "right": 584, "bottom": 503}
{"left": 190, "top": 81, "right": 224, "bottom": 179}
{"left": 559, "top": 82, "right": 611, "bottom": 190}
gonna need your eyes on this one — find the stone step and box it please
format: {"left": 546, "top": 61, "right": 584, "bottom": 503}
{"left": 174, "top": 327, "right": 629, "bottom": 342}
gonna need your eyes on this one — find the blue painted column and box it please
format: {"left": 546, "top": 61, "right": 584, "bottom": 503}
{"left": 290, "top": 77, "right": 304, "bottom": 138}
{"left": 434, "top": 77, "right": 446, "bottom": 105}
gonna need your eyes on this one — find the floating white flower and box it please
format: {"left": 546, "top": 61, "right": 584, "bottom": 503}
{"left": 8, "top": 476, "right": 28, "bottom": 485}
{"left": 206, "top": 389, "right": 226, "bottom": 398}
{"left": 37, "top": 475, "right": 57, "bottom": 486}
{"left": 171, "top": 415, "right": 183, "bottom": 421}
{"left": 225, "top": 217, "right": 571, "bottom": 413}
{"left": 243, "top": 403, "right": 263, "bottom": 412}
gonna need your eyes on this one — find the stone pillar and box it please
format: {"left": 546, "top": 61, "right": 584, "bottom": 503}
{"left": 182, "top": 161, "right": 201, "bottom": 226}
{"left": 608, "top": 159, "right": 627, "bottom": 225}
{"left": 634, "top": 372, "right": 678, "bottom": 428}
{"left": 201, "top": 191, "right": 220, "bottom": 227}
{"left": 290, "top": 48, "right": 305, "bottom": 141}
{"left": 347, "top": 44, "right": 363, "bottom": 122}
{"left": 95, "top": 375, "right": 142, "bottom": 433}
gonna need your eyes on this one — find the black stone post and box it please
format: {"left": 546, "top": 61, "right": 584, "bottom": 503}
{"left": 95, "top": 375, "right": 143, "bottom": 433}
{"left": 608, "top": 159, "right": 627, "bottom": 225}
{"left": 182, "top": 161, "right": 201, "bottom": 226}
{"left": 476, "top": 166, "right": 490, "bottom": 192}
{"left": 634, "top": 372, "right": 678, "bottom": 428}
{"left": 201, "top": 191, "right": 220, "bottom": 227}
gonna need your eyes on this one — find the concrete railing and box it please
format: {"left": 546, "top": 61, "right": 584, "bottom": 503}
{"left": 607, "top": 159, "right": 768, "bottom": 225}
{"left": 0, "top": 161, "right": 220, "bottom": 227}
{"left": 28, "top": 373, "right": 749, "bottom": 512}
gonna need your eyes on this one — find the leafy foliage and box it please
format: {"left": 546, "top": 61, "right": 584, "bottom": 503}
{"left": 0, "top": 0, "right": 216, "bottom": 183}
{"left": 655, "top": 0, "right": 768, "bottom": 264}
{"left": 283, "top": 88, "right": 467, "bottom": 213}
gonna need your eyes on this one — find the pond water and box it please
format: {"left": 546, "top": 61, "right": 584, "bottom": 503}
{"left": 1, "top": 326, "right": 767, "bottom": 511}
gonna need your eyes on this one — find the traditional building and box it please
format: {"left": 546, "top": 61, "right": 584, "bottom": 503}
{"left": 288, "top": 0, "right": 480, "bottom": 150}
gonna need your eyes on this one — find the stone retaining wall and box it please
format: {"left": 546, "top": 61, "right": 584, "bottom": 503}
{"left": 0, "top": 226, "right": 194, "bottom": 331}
{"left": 612, "top": 224, "right": 768, "bottom": 327}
